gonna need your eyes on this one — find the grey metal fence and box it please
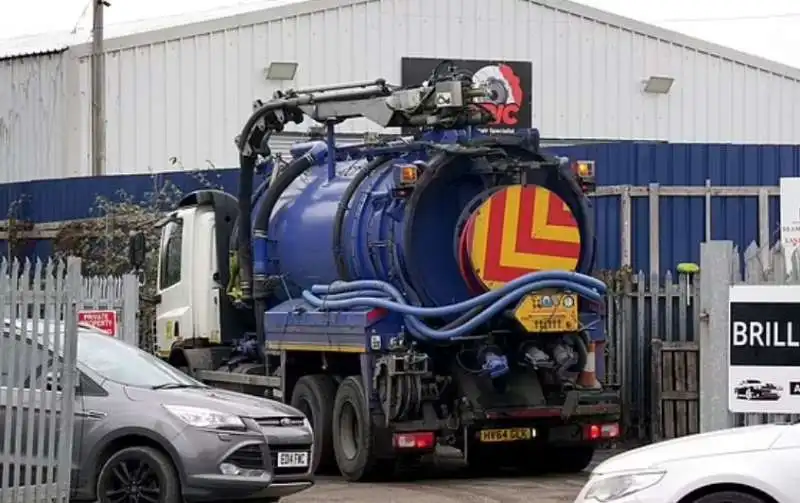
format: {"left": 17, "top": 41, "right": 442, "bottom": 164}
{"left": 79, "top": 274, "right": 140, "bottom": 347}
{"left": 0, "top": 257, "right": 81, "bottom": 502}
{"left": 698, "top": 240, "right": 800, "bottom": 434}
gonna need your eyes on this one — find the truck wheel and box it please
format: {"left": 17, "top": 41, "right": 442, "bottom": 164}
{"left": 549, "top": 445, "right": 595, "bottom": 473}
{"left": 290, "top": 375, "right": 337, "bottom": 474}
{"left": 332, "top": 376, "right": 393, "bottom": 481}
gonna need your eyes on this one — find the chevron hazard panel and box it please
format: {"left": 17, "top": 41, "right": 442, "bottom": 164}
{"left": 462, "top": 185, "right": 581, "bottom": 291}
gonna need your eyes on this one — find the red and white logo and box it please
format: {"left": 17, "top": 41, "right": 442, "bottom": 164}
{"left": 472, "top": 64, "right": 524, "bottom": 127}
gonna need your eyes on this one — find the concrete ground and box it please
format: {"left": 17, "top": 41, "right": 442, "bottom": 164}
{"left": 285, "top": 448, "right": 617, "bottom": 503}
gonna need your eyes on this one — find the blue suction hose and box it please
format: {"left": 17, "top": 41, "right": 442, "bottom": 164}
{"left": 301, "top": 271, "right": 606, "bottom": 342}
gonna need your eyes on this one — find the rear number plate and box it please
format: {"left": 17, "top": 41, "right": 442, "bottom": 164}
{"left": 277, "top": 451, "right": 309, "bottom": 468}
{"left": 479, "top": 428, "right": 536, "bottom": 443}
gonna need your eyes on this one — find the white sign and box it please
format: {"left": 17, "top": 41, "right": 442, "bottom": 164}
{"left": 728, "top": 285, "right": 800, "bottom": 414}
{"left": 779, "top": 177, "right": 800, "bottom": 274}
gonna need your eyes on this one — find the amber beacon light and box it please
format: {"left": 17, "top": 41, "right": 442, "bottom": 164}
{"left": 572, "top": 160, "right": 596, "bottom": 193}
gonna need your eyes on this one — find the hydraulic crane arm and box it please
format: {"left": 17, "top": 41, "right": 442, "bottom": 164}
{"left": 237, "top": 63, "right": 494, "bottom": 159}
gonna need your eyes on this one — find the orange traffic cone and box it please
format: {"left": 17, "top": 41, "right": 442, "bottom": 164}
{"left": 577, "top": 342, "right": 602, "bottom": 389}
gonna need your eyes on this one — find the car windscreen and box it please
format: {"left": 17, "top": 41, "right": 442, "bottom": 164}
{"left": 75, "top": 330, "right": 205, "bottom": 388}
{"left": 2, "top": 324, "right": 205, "bottom": 389}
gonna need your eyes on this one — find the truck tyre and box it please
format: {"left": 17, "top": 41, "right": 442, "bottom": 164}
{"left": 290, "top": 375, "right": 337, "bottom": 474}
{"left": 549, "top": 445, "right": 595, "bottom": 473}
{"left": 332, "top": 376, "right": 393, "bottom": 481}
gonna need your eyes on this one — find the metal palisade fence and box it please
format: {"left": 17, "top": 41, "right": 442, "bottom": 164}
{"left": 79, "top": 274, "right": 140, "bottom": 347}
{"left": 697, "top": 240, "right": 800, "bottom": 434}
{"left": 0, "top": 257, "right": 81, "bottom": 503}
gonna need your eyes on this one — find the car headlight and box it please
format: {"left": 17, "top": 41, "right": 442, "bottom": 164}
{"left": 163, "top": 404, "right": 247, "bottom": 431}
{"left": 584, "top": 470, "right": 665, "bottom": 501}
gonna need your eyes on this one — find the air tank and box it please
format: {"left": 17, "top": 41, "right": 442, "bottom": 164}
{"left": 258, "top": 131, "right": 596, "bottom": 307}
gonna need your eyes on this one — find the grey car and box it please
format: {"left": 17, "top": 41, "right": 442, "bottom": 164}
{"left": 0, "top": 323, "right": 314, "bottom": 502}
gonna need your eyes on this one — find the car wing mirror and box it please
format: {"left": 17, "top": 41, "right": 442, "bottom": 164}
{"left": 128, "top": 231, "right": 147, "bottom": 270}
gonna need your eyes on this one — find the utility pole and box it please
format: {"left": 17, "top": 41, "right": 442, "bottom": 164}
{"left": 91, "top": 0, "right": 109, "bottom": 176}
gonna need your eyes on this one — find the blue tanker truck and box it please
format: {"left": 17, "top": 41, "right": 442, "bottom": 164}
{"left": 134, "top": 62, "right": 621, "bottom": 481}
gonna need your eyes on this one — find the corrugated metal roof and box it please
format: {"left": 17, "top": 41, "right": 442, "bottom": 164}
{"left": 0, "top": 0, "right": 300, "bottom": 60}
{"left": 98, "top": 0, "right": 306, "bottom": 39}
{"left": 0, "top": 32, "right": 75, "bottom": 60}
{"left": 4, "top": 0, "right": 800, "bottom": 80}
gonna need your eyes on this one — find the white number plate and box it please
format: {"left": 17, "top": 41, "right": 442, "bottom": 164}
{"left": 277, "top": 451, "right": 309, "bottom": 468}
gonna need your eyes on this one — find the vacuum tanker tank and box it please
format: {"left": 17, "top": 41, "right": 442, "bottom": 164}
{"left": 259, "top": 133, "right": 597, "bottom": 313}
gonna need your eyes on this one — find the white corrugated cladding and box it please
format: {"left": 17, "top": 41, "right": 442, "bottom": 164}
{"left": 0, "top": 49, "right": 83, "bottom": 184}
{"left": 4, "top": 0, "right": 800, "bottom": 182}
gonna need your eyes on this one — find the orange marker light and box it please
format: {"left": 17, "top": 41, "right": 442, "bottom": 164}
{"left": 399, "top": 165, "right": 418, "bottom": 184}
{"left": 574, "top": 160, "right": 595, "bottom": 178}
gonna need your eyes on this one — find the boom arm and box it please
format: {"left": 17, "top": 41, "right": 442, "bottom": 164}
{"left": 234, "top": 63, "right": 495, "bottom": 305}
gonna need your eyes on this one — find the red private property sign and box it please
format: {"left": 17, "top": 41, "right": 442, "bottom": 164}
{"left": 78, "top": 310, "right": 118, "bottom": 337}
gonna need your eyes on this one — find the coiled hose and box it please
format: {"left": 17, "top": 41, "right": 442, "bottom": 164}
{"left": 301, "top": 271, "right": 606, "bottom": 342}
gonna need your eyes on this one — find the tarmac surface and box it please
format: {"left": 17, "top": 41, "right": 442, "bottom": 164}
{"left": 285, "top": 448, "right": 617, "bottom": 503}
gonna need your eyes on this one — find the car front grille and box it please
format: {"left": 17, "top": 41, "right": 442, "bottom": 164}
{"left": 269, "top": 443, "right": 312, "bottom": 476}
{"left": 225, "top": 444, "right": 266, "bottom": 470}
{"left": 256, "top": 416, "right": 306, "bottom": 427}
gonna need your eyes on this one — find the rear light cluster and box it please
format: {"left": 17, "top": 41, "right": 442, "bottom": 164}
{"left": 584, "top": 422, "right": 620, "bottom": 441}
{"left": 393, "top": 431, "right": 435, "bottom": 450}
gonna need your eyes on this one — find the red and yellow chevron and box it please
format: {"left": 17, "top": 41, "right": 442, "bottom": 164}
{"left": 462, "top": 185, "right": 582, "bottom": 291}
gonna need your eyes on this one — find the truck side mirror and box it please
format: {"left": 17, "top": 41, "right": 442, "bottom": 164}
{"left": 128, "top": 231, "right": 147, "bottom": 270}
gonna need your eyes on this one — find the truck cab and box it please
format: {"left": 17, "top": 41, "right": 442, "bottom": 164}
{"left": 153, "top": 191, "right": 247, "bottom": 358}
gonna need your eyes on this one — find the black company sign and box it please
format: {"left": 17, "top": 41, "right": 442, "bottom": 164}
{"left": 730, "top": 300, "right": 800, "bottom": 367}
{"left": 400, "top": 58, "right": 533, "bottom": 133}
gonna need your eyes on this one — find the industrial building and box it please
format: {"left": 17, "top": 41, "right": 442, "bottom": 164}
{"left": 2, "top": 0, "right": 800, "bottom": 184}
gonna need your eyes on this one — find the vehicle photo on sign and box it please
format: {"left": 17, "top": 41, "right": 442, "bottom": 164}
{"left": 400, "top": 57, "right": 533, "bottom": 134}
{"left": 728, "top": 284, "right": 800, "bottom": 414}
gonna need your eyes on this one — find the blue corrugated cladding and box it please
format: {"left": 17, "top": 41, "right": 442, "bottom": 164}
{"left": 2, "top": 142, "right": 800, "bottom": 273}
{"left": 547, "top": 143, "right": 800, "bottom": 273}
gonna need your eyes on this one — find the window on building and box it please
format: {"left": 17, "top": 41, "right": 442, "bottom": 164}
{"left": 160, "top": 219, "right": 183, "bottom": 290}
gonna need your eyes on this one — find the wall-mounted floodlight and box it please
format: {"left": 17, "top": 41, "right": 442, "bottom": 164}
{"left": 265, "top": 61, "right": 298, "bottom": 81}
{"left": 642, "top": 76, "right": 674, "bottom": 94}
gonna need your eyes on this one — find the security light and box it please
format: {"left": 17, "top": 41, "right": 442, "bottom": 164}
{"left": 265, "top": 62, "right": 298, "bottom": 81}
{"left": 643, "top": 76, "right": 674, "bottom": 94}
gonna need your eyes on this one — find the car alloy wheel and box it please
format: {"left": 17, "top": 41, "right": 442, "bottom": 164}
{"left": 745, "top": 389, "right": 753, "bottom": 400}
{"left": 104, "top": 459, "right": 161, "bottom": 502}
{"left": 97, "top": 446, "right": 180, "bottom": 503}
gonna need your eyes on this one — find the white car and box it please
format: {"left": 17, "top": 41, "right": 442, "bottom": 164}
{"left": 574, "top": 423, "right": 799, "bottom": 502}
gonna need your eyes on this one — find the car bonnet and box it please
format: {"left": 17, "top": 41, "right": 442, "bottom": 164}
{"left": 124, "top": 385, "right": 303, "bottom": 419}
